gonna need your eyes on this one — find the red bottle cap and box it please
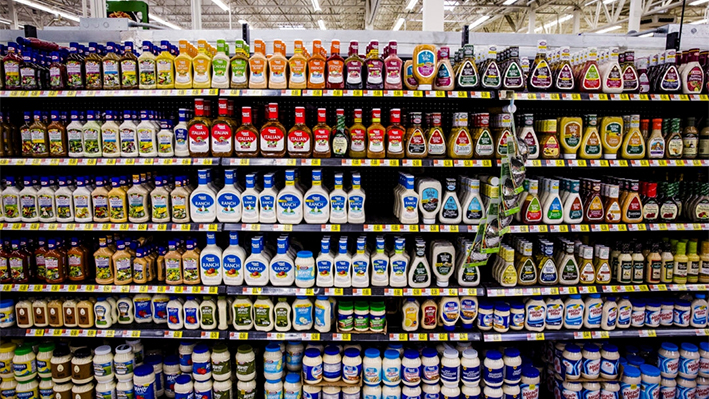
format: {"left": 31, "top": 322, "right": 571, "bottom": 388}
{"left": 336, "top": 109, "right": 345, "bottom": 117}
{"left": 354, "top": 109, "right": 363, "bottom": 121}
{"left": 372, "top": 108, "right": 381, "bottom": 121}
{"left": 268, "top": 103, "right": 279, "bottom": 120}
{"left": 218, "top": 98, "right": 228, "bottom": 116}
{"left": 390, "top": 109, "right": 401, "bottom": 123}
{"left": 241, "top": 107, "right": 252, "bottom": 124}
{"left": 317, "top": 108, "right": 327, "bottom": 123}
{"left": 194, "top": 98, "right": 205, "bottom": 116}
{"left": 295, "top": 107, "right": 306, "bottom": 124}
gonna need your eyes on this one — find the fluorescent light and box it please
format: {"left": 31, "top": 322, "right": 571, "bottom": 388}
{"left": 534, "top": 14, "right": 573, "bottom": 32}
{"left": 690, "top": 18, "right": 707, "bottom": 24}
{"left": 393, "top": 17, "right": 405, "bottom": 30}
{"left": 149, "top": 13, "right": 183, "bottom": 29}
{"left": 13, "top": 0, "right": 79, "bottom": 21}
{"left": 602, "top": 0, "right": 615, "bottom": 4}
{"left": 639, "top": 32, "right": 654, "bottom": 37}
{"left": 210, "top": 0, "right": 228, "bottom": 11}
{"left": 502, "top": 0, "right": 517, "bottom": 5}
{"left": 469, "top": 15, "right": 490, "bottom": 29}
{"left": 596, "top": 24, "right": 622, "bottom": 33}
{"left": 584, "top": 0, "right": 598, "bottom": 5}
{"left": 318, "top": 19, "right": 326, "bottom": 30}
{"left": 311, "top": 0, "right": 321, "bottom": 11}
{"left": 405, "top": 0, "right": 418, "bottom": 10}
{"left": 689, "top": 0, "right": 709, "bottom": 5}
{"left": 238, "top": 19, "right": 248, "bottom": 24}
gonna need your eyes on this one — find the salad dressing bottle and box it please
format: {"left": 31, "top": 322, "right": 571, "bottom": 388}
{"left": 171, "top": 177, "right": 190, "bottom": 223}
{"left": 156, "top": 120, "right": 175, "bottom": 157}
{"left": 84, "top": 43, "right": 104, "bottom": 89}
{"left": 91, "top": 177, "right": 109, "bottom": 222}
{"left": 348, "top": 109, "right": 367, "bottom": 158}
{"left": 73, "top": 177, "right": 92, "bottom": 223}
{"left": 47, "top": 111, "right": 67, "bottom": 157}
{"left": 37, "top": 177, "right": 56, "bottom": 222}
{"left": 334, "top": 237, "right": 352, "bottom": 287}
{"left": 29, "top": 112, "right": 49, "bottom": 158}
{"left": 542, "top": 179, "right": 563, "bottom": 224}
{"left": 518, "top": 114, "right": 538, "bottom": 159}
{"left": 288, "top": 40, "right": 308, "bottom": 89}
{"left": 344, "top": 41, "right": 364, "bottom": 90}
{"left": 621, "top": 115, "right": 645, "bottom": 159}
{"left": 599, "top": 115, "right": 622, "bottom": 160}
{"left": 118, "top": 110, "right": 138, "bottom": 157}
{"left": 192, "top": 40, "right": 212, "bottom": 89}
{"left": 308, "top": 40, "right": 327, "bottom": 89}
{"left": 665, "top": 118, "right": 683, "bottom": 159}
{"left": 408, "top": 240, "right": 431, "bottom": 288}
{"left": 558, "top": 243, "right": 580, "bottom": 285}
{"left": 479, "top": 46, "right": 501, "bottom": 90}
{"left": 138, "top": 41, "right": 157, "bottom": 90}
{"left": 367, "top": 109, "right": 386, "bottom": 158}
{"left": 364, "top": 40, "right": 384, "bottom": 89}
{"left": 67, "top": 111, "right": 84, "bottom": 158}
{"left": 127, "top": 175, "right": 149, "bottom": 223}
{"left": 528, "top": 40, "right": 552, "bottom": 91}
{"left": 230, "top": 39, "right": 249, "bottom": 89}
{"left": 332, "top": 108, "right": 349, "bottom": 158}
{"left": 412, "top": 44, "right": 437, "bottom": 90}
{"left": 405, "top": 112, "right": 427, "bottom": 158}
{"left": 249, "top": 39, "right": 268, "bottom": 89}
{"left": 386, "top": 109, "right": 405, "bottom": 158}
{"left": 327, "top": 40, "right": 346, "bottom": 89}
{"left": 260, "top": 103, "right": 286, "bottom": 157}
{"left": 601, "top": 48, "right": 624, "bottom": 93}
{"left": 268, "top": 40, "right": 288, "bottom": 89}
{"left": 426, "top": 112, "right": 446, "bottom": 157}
{"left": 101, "top": 111, "right": 120, "bottom": 157}
{"left": 433, "top": 47, "right": 455, "bottom": 90}
{"left": 579, "top": 115, "right": 602, "bottom": 159}
{"left": 137, "top": 111, "right": 158, "bottom": 157}
{"left": 156, "top": 41, "right": 175, "bottom": 89}
{"left": 101, "top": 42, "right": 122, "bottom": 89}
{"left": 312, "top": 108, "right": 332, "bottom": 158}
{"left": 287, "top": 106, "right": 313, "bottom": 158}
{"left": 108, "top": 177, "right": 128, "bottom": 223}
{"left": 82, "top": 110, "right": 102, "bottom": 157}
{"left": 120, "top": 42, "right": 138, "bottom": 89}
{"left": 211, "top": 40, "right": 230, "bottom": 89}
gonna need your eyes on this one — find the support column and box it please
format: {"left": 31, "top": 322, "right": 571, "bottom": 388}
{"left": 628, "top": 0, "right": 641, "bottom": 32}
{"left": 422, "top": 0, "right": 444, "bottom": 31}
{"left": 90, "top": 0, "right": 106, "bottom": 18}
{"left": 7, "top": 0, "right": 19, "bottom": 29}
{"left": 191, "top": 0, "right": 202, "bottom": 30}
{"left": 527, "top": 8, "right": 536, "bottom": 33}
{"left": 573, "top": 9, "right": 581, "bottom": 33}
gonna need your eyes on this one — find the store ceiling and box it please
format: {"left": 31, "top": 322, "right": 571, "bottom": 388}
{"left": 0, "top": 0, "right": 706, "bottom": 33}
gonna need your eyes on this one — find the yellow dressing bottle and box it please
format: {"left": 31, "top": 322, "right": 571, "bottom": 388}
{"left": 621, "top": 114, "right": 646, "bottom": 159}
{"left": 155, "top": 41, "right": 176, "bottom": 89}
{"left": 600, "top": 115, "right": 623, "bottom": 159}
{"left": 558, "top": 116, "right": 582, "bottom": 160}
{"left": 174, "top": 41, "right": 193, "bottom": 89}
{"left": 412, "top": 44, "right": 437, "bottom": 90}
{"left": 192, "top": 40, "right": 212, "bottom": 89}
{"left": 580, "top": 114, "right": 602, "bottom": 159}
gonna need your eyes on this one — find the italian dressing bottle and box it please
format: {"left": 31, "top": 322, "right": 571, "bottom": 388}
{"left": 304, "top": 170, "right": 330, "bottom": 224}
{"left": 316, "top": 237, "right": 335, "bottom": 287}
{"left": 200, "top": 233, "right": 222, "bottom": 285}
{"left": 370, "top": 236, "right": 389, "bottom": 286}
{"left": 222, "top": 232, "right": 246, "bottom": 286}
{"left": 190, "top": 169, "right": 217, "bottom": 223}
{"left": 277, "top": 170, "right": 303, "bottom": 224}
{"left": 329, "top": 173, "right": 348, "bottom": 224}
{"left": 348, "top": 173, "right": 366, "bottom": 224}
{"left": 389, "top": 238, "right": 409, "bottom": 287}
{"left": 351, "top": 236, "right": 370, "bottom": 288}
{"left": 334, "top": 237, "right": 352, "bottom": 288}
{"left": 259, "top": 173, "right": 277, "bottom": 223}
{"left": 241, "top": 173, "right": 260, "bottom": 223}
{"left": 216, "top": 169, "right": 242, "bottom": 223}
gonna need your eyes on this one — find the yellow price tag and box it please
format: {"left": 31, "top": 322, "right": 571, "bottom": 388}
{"left": 598, "top": 331, "right": 609, "bottom": 339}
{"left": 52, "top": 329, "right": 62, "bottom": 336}
{"left": 587, "top": 286, "right": 597, "bottom": 293}
{"left": 567, "top": 287, "right": 578, "bottom": 294}
{"left": 583, "top": 331, "right": 592, "bottom": 339}
{"left": 236, "top": 332, "right": 248, "bottom": 340}
{"left": 334, "top": 288, "right": 343, "bottom": 295}
{"left": 70, "top": 330, "right": 79, "bottom": 336}
{"left": 305, "top": 288, "right": 314, "bottom": 296}
{"left": 530, "top": 333, "right": 545, "bottom": 341}
{"left": 373, "top": 225, "right": 383, "bottom": 232}
{"left": 330, "top": 224, "right": 340, "bottom": 232}
{"left": 413, "top": 288, "right": 422, "bottom": 296}
{"left": 393, "top": 289, "right": 403, "bottom": 296}
{"left": 361, "top": 288, "right": 371, "bottom": 295}
{"left": 208, "top": 224, "right": 218, "bottom": 231}
{"left": 443, "top": 160, "right": 453, "bottom": 167}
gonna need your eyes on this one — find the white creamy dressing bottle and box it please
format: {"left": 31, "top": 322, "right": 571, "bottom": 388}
{"left": 348, "top": 173, "right": 366, "bottom": 224}
{"left": 352, "top": 237, "right": 371, "bottom": 288}
{"left": 329, "top": 173, "right": 348, "bottom": 224}
{"left": 409, "top": 239, "right": 431, "bottom": 288}
{"left": 216, "top": 169, "right": 242, "bottom": 222}
{"left": 245, "top": 236, "right": 270, "bottom": 286}
{"left": 270, "top": 237, "right": 295, "bottom": 286}
{"left": 223, "top": 232, "right": 246, "bottom": 286}
{"left": 334, "top": 237, "right": 352, "bottom": 287}
{"left": 304, "top": 169, "right": 330, "bottom": 224}
{"left": 200, "top": 233, "right": 223, "bottom": 285}
{"left": 259, "top": 173, "right": 278, "bottom": 223}
{"left": 277, "top": 169, "right": 304, "bottom": 224}
{"left": 370, "top": 236, "right": 390, "bottom": 286}
{"left": 389, "top": 238, "right": 409, "bottom": 287}
{"left": 439, "top": 178, "right": 462, "bottom": 224}
{"left": 190, "top": 170, "right": 217, "bottom": 223}
{"left": 173, "top": 109, "right": 190, "bottom": 157}
{"left": 316, "top": 237, "right": 335, "bottom": 287}
{"left": 241, "top": 173, "right": 260, "bottom": 223}
{"left": 417, "top": 177, "right": 441, "bottom": 224}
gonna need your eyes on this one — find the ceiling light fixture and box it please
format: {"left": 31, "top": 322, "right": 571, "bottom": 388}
{"left": 469, "top": 15, "right": 490, "bottom": 29}
{"left": 149, "top": 13, "right": 183, "bottom": 29}
{"left": 502, "top": 0, "right": 518, "bottom": 5}
{"left": 534, "top": 14, "right": 572, "bottom": 32}
{"left": 13, "top": 0, "right": 79, "bottom": 22}
{"left": 602, "top": 0, "right": 616, "bottom": 4}
{"left": 393, "top": 17, "right": 405, "bottom": 30}
{"left": 311, "top": 0, "right": 322, "bottom": 12}
{"left": 689, "top": 0, "right": 709, "bottom": 5}
{"left": 595, "top": 24, "right": 622, "bottom": 33}
{"left": 689, "top": 18, "right": 707, "bottom": 24}
{"left": 318, "top": 19, "right": 326, "bottom": 29}
{"left": 238, "top": 19, "right": 248, "bottom": 24}
{"left": 210, "top": 0, "right": 228, "bottom": 11}
{"left": 405, "top": 0, "right": 418, "bottom": 11}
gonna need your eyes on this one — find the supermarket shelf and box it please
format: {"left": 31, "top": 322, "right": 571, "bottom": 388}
{"left": 1, "top": 283, "right": 223, "bottom": 295}
{"left": 483, "top": 327, "right": 709, "bottom": 342}
{"left": 0, "top": 158, "right": 219, "bottom": 166}
{"left": 0, "top": 222, "right": 220, "bottom": 232}
{"left": 508, "top": 223, "right": 709, "bottom": 233}
{"left": 0, "top": 89, "right": 219, "bottom": 98}
{"left": 220, "top": 89, "right": 491, "bottom": 99}
{"left": 228, "top": 330, "right": 482, "bottom": 342}
{"left": 498, "top": 91, "right": 709, "bottom": 102}
{"left": 525, "top": 159, "right": 709, "bottom": 168}
{"left": 226, "top": 286, "right": 483, "bottom": 297}
{"left": 0, "top": 327, "right": 225, "bottom": 339}
{"left": 224, "top": 223, "right": 474, "bottom": 233}
{"left": 221, "top": 158, "right": 495, "bottom": 167}
{"left": 485, "top": 283, "right": 708, "bottom": 297}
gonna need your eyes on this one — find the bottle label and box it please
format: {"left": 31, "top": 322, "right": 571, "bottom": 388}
{"left": 349, "top": 195, "right": 364, "bottom": 216}
{"left": 37, "top": 194, "right": 54, "bottom": 219}
{"left": 421, "top": 187, "right": 440, "bottom": 213}
{"left": 428, "top": 128, "right": 445, "bottom": 155}
{"left": 623, "top": 65, "right": 639, "bottom": 91}
{"left": 313, "top": 128, "right": 330, "bottom": 153}
{"left": 556, "top": 63, "right": 575, "bottom": 90}
{"left": 261, "top": 126, "right": 285, "bottom": 153}
{"left": 481, "top": 62, "right": 500, "bottom": 88}
{"left": 191, "top": 193, "right": 214, "bottom": 216}
{"left": 526, "top": 303, "right": 545, "bottom": 328}
{"left": 235, "top": 128, "right": 258, "bottom": 153}
{"left": 350, "top": 128, "right": 366, "bottom": 152}
{"left": 3, "top": 61, "right": 20, "bottom": 88}
{"left": 121, "top": 60, "right": 137, "bottom": 87}
{"left": 546, "top": 303, "right": 563, "bottom": 326}
{"left": 542, "top": 135, "right": 560, "bottom": 158}
{"left": 288, "top": 128, "right": 313, "bottom": 154}
{"left": 530, "top": 59, "right": 552, "bottom": 89}
{"left": 606, "top": 64, "right": 623, "bottom": 89}
{"left": 547, "top": 197, "right": 563, "bottom": 220}
{"left": 524, "top": 196, "right": 542, "bottom": 222}
{"left": 565, "top": 303, "right": 583, "bottom": 326}
{"left": 626, "top": 196, "right": 642, "bottom": 220}
{"left": 563, "top": 121, "right": 582, "bottom": 148}
{"left": 102, "top": 127, "right": 119, "bottom": 154}
{"left": 103, "top": 59, "right": 120, "bottom": 87}
{"left": 121, "top": 128, "right": 137, "bottom": 154}
{"left": 217, "top": 192, "right": 240, "bottom": 216}
{"left": 503, "top": 62, "right": 523, "bottom": 88}
{"left": 128, "top": 193, "right": 146, "bottom": 219}
{"left": 584, "top": 131, "right": 602, "bottom": 155}
{"left": 175, "top": 127, "right": 188, "bottom": 150}
{"left": 368, "top": 128, "right": 385, "bottom": 153}
{"left": 85, "top": 61, "right": 102, "bottom": 88}
{"left": 385, "top": 59, "right": 402, "bottom": 86}
{"left": 685, "top": 66, "right": 704, "bottom": 92}
{"left": 327, "top": 59, "right": 345, "bottom": 85}
{"left": 694, "top": 201, "right": 709, "bottom": 220}
{"left": 625, "top": 132, "right": 644, "bottom": 155}
{"left": 496, "top": 129, "right": 511, "bottom": 157}
{"left": 606, "top": 201, "right": 621, "bottom": 223}
{"left": 365, "top": 60, "right": 383, "bottom": 86}
{"left": 68, "top": 128, "right": 84, "bottom": 154}
{"left": 346, "top": 60, "right": 363, "bottom": 85}
{"left": 452, "top": 131, "right": 473, "bottom": 156}
{"left": 648, "top": 137, "right": 665, "bottom": 157}
{"left": 388, "top": 128, "right": 405, "bottom": 154}
{"left": 139, "top": 59, "right": 156, "bottom": 86}
{"left": 309, "top": 59, "right": 326, "bottom": 85}
{"left": 436, "top": 63, "right": 453, "bottom": 88}
{"left": 188, "top": 123, "right": 210, "bottom": 153}
{"left": 660, "top": 66, "right": 680, "bottom": 91}
{"left": 407, "top": 128, "right": 426, "bottom": 155}
{"left": 231, "top": 59, "right": 248, "bottom": 84}
{"left": 415, "top": 50, "right": 436, "bottom": 78}
{"left": 270, "top": 59, "right": 287, "bottom": 84}
{"left": 211, "top": 122, "right": 233, "bottom": 153}
{"left": 457, "top": 60, "right": 478, "bottom": 87}
{"left": 582, "top": 64, "right": 601, "bottom": 90}
{"left": 249, "top": 58, "right": 266, "bottom": 84}
{"left": 305, "top": 193, "right": 328, "bottom": 217}
{"left": 277, "top": 193, "right": 301, "bottom": 215}
{"left": 212, "top": 58, "right": 228, "bottom": 84}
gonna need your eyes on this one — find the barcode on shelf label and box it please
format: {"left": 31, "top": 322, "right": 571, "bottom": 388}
{"left": 332, "top": 333, "right": 351, "bottom": 341}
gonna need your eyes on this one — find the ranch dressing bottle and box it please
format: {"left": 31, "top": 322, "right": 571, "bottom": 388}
{"left": 390, "top": 238, "right": 409, "bottom": 287}
{"left": 351, "top": 237, "right": 370, "bottom": 288}
{"left": 329, "top": 173, "right": 348, "bottom": 224}
{"left": 304, "top": 170, "right": 330, "bottom": 224}
{"left": 216, "top": 169, "right": 242, "bottom": 223}
{"left": 316, "top": 237, "right": 335, "bottom": 287}
{"left": 409, "top": 239, "right": 431, "bottom": 288}
{"left": 334, "top": 237, "right": 352, "bottom": 288}
{"left": 222, "top": 233, "right": 246, "bottom": 286}
{"left": 241, "top": 173, "right": 260, "bottom": 223}
{"left": 348, "top": 173, "right": 366, "bottom": 224}
{"left": 245, "top": 236, "right": 270, "bottom": 286}
{"left": 200, "top": 233, "right": 223, "bottom": 285}
{"left": 258, "top": 173, "right": 277, "bottom": 223}
{"left": 190, "top": 170, "right": 217, "bottom": 223}
{"left": 371, "top": 236, "right": 389, "bottom": 287}
{"left": 270, "top": 237, "right": 295, "bottom": 287}
{"left": 277, "top": 170, "right": 304, "bottom": 224}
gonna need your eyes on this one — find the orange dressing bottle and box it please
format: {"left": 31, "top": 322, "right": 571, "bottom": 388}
{"left": 268, "top": 40, "right": 288, "bottom": 89}
{"left": 249, "top": 39, "right": 268, "bottom": 89}
{"left": 367, "top": 108, "right": 386, "bottom": 158}
{"left": 288, "top": 40, "right": 308, "bottom": 89}
{"left": 308, "top": 40, "right": 327, "bottom": 89}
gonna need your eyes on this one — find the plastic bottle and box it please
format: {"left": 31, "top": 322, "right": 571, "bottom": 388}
{"left": 316, "top": 237, "right": 335, "bottom": 287}
{"left": 348, "top": 173, "right": 366, "bottom": 224}
{"left": 304, "top": 170, "right": 330, "bottom": 224}
{"left": 330, "top": 173, "right": 348, "bottom": 224}
{"left": 200, "top": 233, "right": 222, "bottom": 285}
{"left": 334, "top": 237, "right": 352, "bottom": 288}
{"left": 222, "top": 232, "right": 245, "bottom": 286}
{"left": 216, "top": 169, "right": 242, "bottom": 223}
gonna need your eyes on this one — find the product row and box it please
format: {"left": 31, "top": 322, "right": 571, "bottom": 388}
{"left": 5, "top": 101, "right": 708, "bottom": 160}
{"left": 493, "top": 236, "right": 709, "bottom": 287}
{"left": 0, "top": 169, "right": 368, "bottom": 224}
{"left": 4, "top": 37, "right": 708, "bottom": 94}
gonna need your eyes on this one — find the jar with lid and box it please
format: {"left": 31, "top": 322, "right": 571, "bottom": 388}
{"left": 676, "top": 377, "right": 697, "bottom": 399}
{"left": 236, "top": 345, "right": 255, "bottom": 382}
{"left": 0, "top": 300, "right": 15, "bottom": 327}
{"left": 145, "top": 355, "right": 164, "bottom": 398}
{"left": 36, "top": 342, "right": 54, "bottom": 379}
{"left": 700, "top": 341, "right": 708, "bottom": 378}
{"left": 631, "top": 299, "right": 645, "bottom": 327}
{"left": 640, "top": 364, "right": 661, "bottom": 399}
{"left": 211, "top": 344, "right": 230, "bottom": 382}
{"left": 402, "top": 384, "right": 421, "bottom": 399}
{"left": 191, "top": 344, "right": 211, "bottom": 382}
{"left": 657, "top": 342, "right": 679, "bottom": 378}
{"left": 341, "top": 386, "right": 359, "bottom": 399}
{"left": 114, "top": 344, "right": 135, "bottom": 381}
{"left": 126, "top": 339, "right": 144, "bottom": 366}
{"left": 679, "top": 343, "right": 700, "bottom": 379}
{"left": 287, "top": 342, "right": 304, "bottom": 372}
{"left": 363, "top": 348, "right": 381, "bottom": 385}
{"left": 660, "top": 300, "right": 675, "bottom": 326}
{"left": 461, "top": 349, "right": 480, "bottom": 387}
{"left": 264, "top": 379, "right": 282, "bottom": 399}
{"left": 503, "top": 348, "right": 521, "bottom": 385}
{"left": 13, "top": 345, "right": 37, "bottom": 382}
{"left": 38, "top": 378, "right": 53, "bottom": 399}
{"left": 581, "top": 344, "right": 601, "bottom": 380}
{"left": 71, "top": 381, "right": 94, "bottom": 399}
{"left": 0, "top": 343, "right": 16, "bottom": 380}
{"left": 621, "top": 365, "right": 641, "bottom": 399}
{"left": 284, "top": 373, "right": 302, "bottom": 399}
{"left": 600, "top": 343, "right": 620, "bottom": 379}
{"left": 441, "top": 348, "right": 460, "bottom": 387}
{"left": 492, "top": 302, "right": 510, "bottom": 333}
{"left": 322, "top": 387, "right": 340, "bottom": 399}
{"left": 93, "top": 345, "right": 114, "bottom": 383}
{"left": 483, "top": 350, "right": 503, "bottom": 388}
{"left": 212, "top": 380, "right": 232, "bottom": 399}
{"left": 323, "top": 346, "right": 342, "bottom": 382}
{"left": 173, "top": 375, "right": 192, "bottom": 399}
{"left": 194, "top": 380, "right": 212, "bottom": 399}
{"left": 520, "top": 366, "right": 539, "bottom": 399}
{"left": 342, "top": 348, "right": 362, "bottom": 384}
{"left": 422, "top": 348, "right": 440, "bottom": 385}
{"left": 582, "top": 382, "right": 600, "bottom": 399}
{"left": 303, "top": 348, "right": 323, "bottom": 384}
{"left": 696, "top": 376, "right": 708, "bottom": 399}
{"left": 163, "top": 355, "right": 180, "bottom": 399}
{"left": 660, "top": 377, "right": 676, "bottom": 399}
{"left": 178, "top": 342, "right": 194, "bottom": 374}
{"left": 402, "top": 349, "right": 421, "bottom": 386}
{"left": 17, "top": 380, "right": 39, "bottom": 399}
{"left": 562, "top": 344, "right": 582, "bottom": 380}
{"left": 645, "top": 300, "right": 661, "bottom": 327}
{"left": 263, "top": 343, "right": 284, "bottom": 381}
{"left": 363, "top": 384, "right": 380, "bottom": 399}
{"left": 483, "top": 385, "right": 502, "bottom": 399}
{"left": 50, "top": 345, "right": 72, "bottom": 384}
{"left": 0, "top": 378, "right": 17, "bottom": 399}
{"left": 674, "top": 299, "right": 691, "bottom": 327}
{"left": 303, "top": 384, "right": 321, "bottom": 399}
{"left": 477, "top": 302, "right": 493, "bottom": 331}
{"left": 382, "top": 350, "right": 401, "bottom": 386}
{"left": 461, "top": 384, "right": 480, "bottom": 399}
{"left": 382, "top": 385, "right": 400, "bottom": 399}
{"left": 95, "top": 380, "right": 115, "bottom": 399}
{"left": 133, "top": 365, "right": 155, "bottom": 399}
